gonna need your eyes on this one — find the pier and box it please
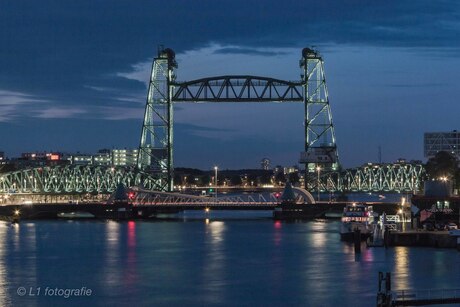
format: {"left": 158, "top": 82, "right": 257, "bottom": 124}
{"left": 377, "top": 272, "right": 460, "bottom": 306}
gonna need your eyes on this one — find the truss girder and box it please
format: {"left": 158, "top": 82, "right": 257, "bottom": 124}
{"left": 0, "top": 166, "right": 162, "bottom": 194}
{"left": 172, "top": 76, "right": 303, "bottom": 103}
{"left": 307, "top": 163, "right": 426, "bottom": 193}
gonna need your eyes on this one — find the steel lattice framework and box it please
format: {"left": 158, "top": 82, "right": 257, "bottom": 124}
{"left": 299, "top": 48, "right": 339, "bottom": 175}
{"left": 137, "top": 47, "right": 339, "bottom": 191}
{"left": 308, "top": 163, "right": 426, "bottom": 193}
{"left": 138, "top": 48, "right": 177, "bottom": 191}
{"left": 0, "top": 165, "right": 161, "bottom": 194}
{"left": 172, "top": 76, "right": 303, "bottom": 102}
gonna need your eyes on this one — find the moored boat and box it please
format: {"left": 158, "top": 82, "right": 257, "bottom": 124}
{"left": 340, "top": 203, "right": 375, "bottom": 241}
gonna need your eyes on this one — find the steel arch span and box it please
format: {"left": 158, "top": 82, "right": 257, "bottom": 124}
{"left": 0, "top": 165, "right": 162, "bottom": 194}
{"left": 172, "top": 75, "right": 303, "bottom": 102}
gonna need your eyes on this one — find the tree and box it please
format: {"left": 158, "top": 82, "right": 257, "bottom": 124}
{"left": 275, "top": 172, "right": 286, "bottom": 185}
{"left": 230, "top": 175, "right": 242, "bottom": 186}
{"left": 425, "top": 151, "right": 458, "bottom": 180}
{"left": 202, "top": 174, "right": 211, "bottom": 186}
{"left": 259, "top": 173, "right": 272, "bottom": 185}
{"left": 186, "top": 176, "right": 195, "bottom": 185}
{"left": 288, "top": 172, "right": 300, "bottom": 185}
{"left": 248, "top": 174, "right": 258, "bottom": 186}
{"left": 174, "top": 174, "right": 183, "bottom": 185}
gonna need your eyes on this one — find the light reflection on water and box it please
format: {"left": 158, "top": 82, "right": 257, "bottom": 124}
{"left": 104, "top": 221, "right": 121, "bottom": 288}
{"left": 3, "top": 218, "right": 460, "bottom": 307}
{"left": 203, "top": 221, "right": 226, "bottom": 304}
{"left": 0, "top": 225, "right": 11, "bottom": 307}
{"left": 394, "top": 247, "right": 410, "bottom": 290}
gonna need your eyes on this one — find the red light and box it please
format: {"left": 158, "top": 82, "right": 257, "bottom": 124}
{"left": 128, "top": 192, "right": 135, "bottom": 200}
{"left": 274, "top": 220, "right": 282, "bottom": 229}
{"left": 275, "top": 193, "right": 281, "bottom": 198}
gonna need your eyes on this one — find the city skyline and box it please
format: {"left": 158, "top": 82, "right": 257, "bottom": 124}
{"left": 1, "top": 1, "right": 460, "bottom": 169}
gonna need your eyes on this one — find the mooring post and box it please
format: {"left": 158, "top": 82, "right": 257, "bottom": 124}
{"left": 384, "top": 229, "right": 389, "bottom": 249}
{"left": 376, "top": 272, "right": 393, "bottom": 307}
{"left": 354, "top": 229, "right": 361, "bottom": 253}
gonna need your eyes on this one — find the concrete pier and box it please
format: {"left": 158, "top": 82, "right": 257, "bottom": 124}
{"left": 386, "top": 231, "right": 457, "bottom": 248}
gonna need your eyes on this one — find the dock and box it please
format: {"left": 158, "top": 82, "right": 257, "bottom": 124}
{"left": 377, "top": 272, "right": 460, "bottom": 306}
{"left": 385, "top": 230, "right": 458, "bottom": 248}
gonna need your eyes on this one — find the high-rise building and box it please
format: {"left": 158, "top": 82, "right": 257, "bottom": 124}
{"left": 112, "top": 149, "right": 138, "bottom": 167}
{"left": 69, "top": 148, "right": 139, "bottom": 167}
{"left": 70, "top": 154, "right": 93, "bottom": 165}
{"left": 424, "top": 131, "right": 460, "bottom": 158}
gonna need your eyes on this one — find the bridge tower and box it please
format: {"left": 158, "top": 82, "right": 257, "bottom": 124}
{"left": 137, "top": 47, "right": 177, "bottom": 191}
{"left": 299, "top": 48, "right": 339, "bottom": 189}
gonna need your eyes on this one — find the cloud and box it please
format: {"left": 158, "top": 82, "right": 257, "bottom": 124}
{"left": 0, "top": 90, "right": 49, "bottom": 121}
{"left": 100, "top": 106, "right": 144, "bottom": 120}
{"left": 0, "top": 89, "right": 92, "bottom": 120}
{"left": 117, "top": 44, "right": 300, "bottom": 84}
{"left": 116, "top": 62, "right": 152, "bottom": 86}
{"left": 0, "top": 90, "right": 48, "bottom": 106}
{"left": 33, "top": 107, "right": 87, "bottom": 119}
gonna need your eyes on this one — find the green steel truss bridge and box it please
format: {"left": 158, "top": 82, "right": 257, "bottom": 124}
{"left": 0, "top": 165, "right": 161, "bottom": 194}
{"left": 0, "top": 47, "right": 426, "bottom": 195}
{"left": 0, "top": 162, "right": 425, "bottom": 194}
{"left": 311, "top": 162, "right": 426, "bottom": 193}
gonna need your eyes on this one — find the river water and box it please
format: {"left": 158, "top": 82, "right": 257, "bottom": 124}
{"left": 2, "top": 212, "right": 460, "bottom": 307}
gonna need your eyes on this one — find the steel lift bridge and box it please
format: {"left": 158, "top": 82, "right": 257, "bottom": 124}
{"left": 0, "top": 47, "right": 425, "bottom": 197}
{"left": 138, "top": 47, "right": 340, "bottom": 192}
{"left": 137, "top": 47, "right": 425, "bottom": 194}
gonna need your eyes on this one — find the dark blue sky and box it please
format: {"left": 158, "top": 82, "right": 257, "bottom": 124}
{"left": 1, "top": 1, "right": 460, "bottom": 169}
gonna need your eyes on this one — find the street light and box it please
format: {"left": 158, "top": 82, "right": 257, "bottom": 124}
{"left": 316, "top": 166, "right": 321, "bottom": 201}
{"left": 214, "top": 166, "right": 218, "bottom": 203}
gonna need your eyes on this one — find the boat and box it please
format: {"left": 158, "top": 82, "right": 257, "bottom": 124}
{"left": 340, "top": 203, "right": 375, "bottom": 241}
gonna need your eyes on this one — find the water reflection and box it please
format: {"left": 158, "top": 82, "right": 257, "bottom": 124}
{"left": 394, "top": 247, "right": 410, "bottom": 289}
{"left": 203, "top": 220, "right": 226, "bottom": 304}
{"left": 1, "top": 219, "right": 459, "bottom": 306}
{"left": 310, "top": 222, "right": 327, "bottom": 248}
{"left": 273, "top": 221, "right": 282, "bottom": 246}
{"left": 104, "top": 221, "right": 121, "bottom": 287}
{"left": 125, "top": 221, "right": 138, "bottom": 287}
{"left": 9, "top": 222, "right": 37, "bottom": 307}
{"left": 0, "top": 224, "right": 11, "bottom": 306}
{"left": 12, "top": 223, "right": 20, "bottom": 252}
{"left": 303, "top": 222, "right": 330, "bottom": 298}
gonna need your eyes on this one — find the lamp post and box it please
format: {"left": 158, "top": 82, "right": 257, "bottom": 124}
{"left": 316, "top": 166, "right": 321, "bottom": 201}
{"left": 214, "top": 166, "right": 218, "bottom": 203}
